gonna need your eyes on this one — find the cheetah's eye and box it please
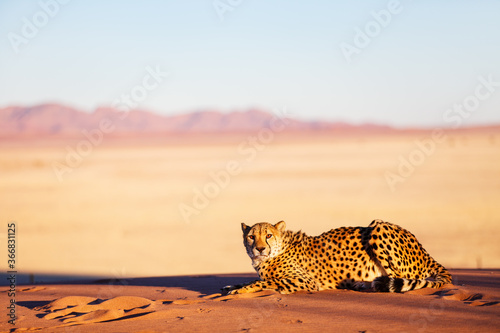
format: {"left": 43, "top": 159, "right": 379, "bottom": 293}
{"left": 248, "top": 235, "right": 255, "bottom": 240}
{"left": 266, "top": 234, "right": 272, "bottom": 239}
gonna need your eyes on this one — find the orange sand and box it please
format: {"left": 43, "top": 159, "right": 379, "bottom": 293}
{"left": 1, "top": 269, "right": 499, "bottom": 332}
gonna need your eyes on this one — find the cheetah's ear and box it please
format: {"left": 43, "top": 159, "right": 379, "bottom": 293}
{"left": 241, "top": 223, "right": 250, "bottom": 234}
{"left": 274, "top": 220, "right": 286, "bottom": 232}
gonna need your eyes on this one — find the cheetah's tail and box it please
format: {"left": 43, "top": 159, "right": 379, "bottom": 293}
{"left": 372, "top": 266, "right": 452, "bottom": 293}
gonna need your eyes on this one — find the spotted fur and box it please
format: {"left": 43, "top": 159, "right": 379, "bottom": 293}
{"left": 222, "top": 219, "right": 451, "bottom": 295}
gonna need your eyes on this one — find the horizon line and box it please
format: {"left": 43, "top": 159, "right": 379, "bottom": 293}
{"left": 2, "top": 101, "right": 500, "bottom": 131}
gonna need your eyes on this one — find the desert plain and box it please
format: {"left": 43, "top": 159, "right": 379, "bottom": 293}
{"left": 1, "top": 129, "right": 499, "bottom": 332}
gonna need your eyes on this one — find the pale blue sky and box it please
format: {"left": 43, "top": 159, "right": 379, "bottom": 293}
{"left": 1, "top": 1, "right": 499, "bottom": 127}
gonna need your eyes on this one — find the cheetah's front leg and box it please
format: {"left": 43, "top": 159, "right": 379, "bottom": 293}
{"left": 221, "top": 280, "right": 279, "bottom": 295}
{"left": 222, "top": 276, "right": 319, "bottom": 295}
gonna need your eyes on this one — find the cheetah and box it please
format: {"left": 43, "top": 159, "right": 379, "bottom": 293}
{"left": 222, "top": 220, "right": 451, "bottom": 294}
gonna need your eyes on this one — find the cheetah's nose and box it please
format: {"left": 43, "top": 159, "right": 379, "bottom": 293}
{"left": 256, "top": 247, "right": 265, "bottom": 253}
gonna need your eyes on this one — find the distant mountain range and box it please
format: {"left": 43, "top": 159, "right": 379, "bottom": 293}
{"left": 0, "top": 104, "right": 393, "bottom": 137}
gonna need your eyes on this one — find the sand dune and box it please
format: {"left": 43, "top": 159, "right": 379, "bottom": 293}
{"left": 1, "top": 270, "right": 499, "bottom": 332}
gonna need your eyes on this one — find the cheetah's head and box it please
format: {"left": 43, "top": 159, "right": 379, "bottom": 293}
{"left": 241, "top": 221, "right": 286, "bottom": 267}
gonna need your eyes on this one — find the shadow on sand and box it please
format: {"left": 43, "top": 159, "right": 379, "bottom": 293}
{"left": 96, "top": 273, "right": 257, "bottom": 295}
{"left": 3, "top": 272, "right": 258, "bottom": 295}
{"left": 6, "top": 269, "right": 500, "bottom": 297}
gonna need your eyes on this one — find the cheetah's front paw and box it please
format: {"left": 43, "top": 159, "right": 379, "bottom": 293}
{"left": 221, "top": 285, "right": 241, "bottom": 295}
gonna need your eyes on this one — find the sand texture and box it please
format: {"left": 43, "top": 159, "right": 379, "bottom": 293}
{"left": 1, "top": 270, "right": 499, "bottom": 332}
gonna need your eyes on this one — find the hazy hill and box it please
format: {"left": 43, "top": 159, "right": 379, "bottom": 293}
{"left": 0, "top": 103, "right": 392, "bottom": 137}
